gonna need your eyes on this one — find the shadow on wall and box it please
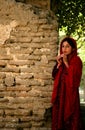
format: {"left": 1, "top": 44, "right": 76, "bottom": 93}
{"left": 15, "top": 0, "right": 26, "bottom": 3}
{"left": 44, "top": 107, "right": 52, "bottom": 127}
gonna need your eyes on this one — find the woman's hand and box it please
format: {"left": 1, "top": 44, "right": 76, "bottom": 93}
{"left": 56, "top": 54, "right": 69, "bottom": 68}
{"left": 62, "top": 54, "right": 69, "bottom": 68}
{"left": 56, "top": 54, "right": 63, "bottom": 68}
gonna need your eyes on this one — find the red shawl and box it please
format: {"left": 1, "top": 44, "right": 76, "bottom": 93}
{"left": 51, "top": 37, "right": 82, "bottom": 125}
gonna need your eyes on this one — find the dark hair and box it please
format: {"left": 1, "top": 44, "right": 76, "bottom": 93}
{"left": 60, "top": 37, "right": 77, "bottom": 55}
{"left": 61, "top": 37, "right": 76, "bottom": 48}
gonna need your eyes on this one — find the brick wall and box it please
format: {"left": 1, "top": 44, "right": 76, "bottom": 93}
{"left": 0, "top": 0, "right": 58, "bottom": 129}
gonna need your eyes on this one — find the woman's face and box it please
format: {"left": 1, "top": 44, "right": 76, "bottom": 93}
{"left": 62, "top": 41, "right": 73, "bottom": 55}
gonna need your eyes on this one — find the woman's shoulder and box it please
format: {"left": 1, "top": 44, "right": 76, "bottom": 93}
{"left": 73, "top": 55, "right": 82, "bottom": 61}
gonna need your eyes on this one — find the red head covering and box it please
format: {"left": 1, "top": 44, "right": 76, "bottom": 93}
{"left": 60, "top": 37, "right": 77, "bottom": 56}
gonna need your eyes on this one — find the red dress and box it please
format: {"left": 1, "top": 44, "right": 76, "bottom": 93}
{"left": 51, "top": 55, "right": 83, "bottom": 130}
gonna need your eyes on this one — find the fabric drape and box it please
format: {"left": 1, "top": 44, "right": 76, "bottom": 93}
{"left": 51, "top": 37, "right": 83, "bottom": 130}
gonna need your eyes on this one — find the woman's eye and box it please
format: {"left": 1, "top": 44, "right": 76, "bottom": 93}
{"left": 62, "top": 45, "right": 69, "bottom": 48}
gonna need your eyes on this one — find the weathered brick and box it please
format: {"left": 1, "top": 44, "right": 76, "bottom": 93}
{"left": 0, "top": 0, "right": 58, "bottom": 129}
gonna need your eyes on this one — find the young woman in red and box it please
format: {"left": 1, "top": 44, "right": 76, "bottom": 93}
{"left": 51, "top": 37, "right": 83, "bottom": 130}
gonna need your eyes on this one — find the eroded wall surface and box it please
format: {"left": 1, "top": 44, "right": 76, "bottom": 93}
{"left": 0, "top": 0, "right": 58, "bottom": 129}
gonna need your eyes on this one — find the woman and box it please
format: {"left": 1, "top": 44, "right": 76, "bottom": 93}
{"left": 51, "top": 37, "right": 83, "bottom": 130}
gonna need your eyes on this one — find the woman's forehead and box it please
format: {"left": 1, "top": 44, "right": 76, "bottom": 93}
{"left": 62, "top": 41, "right": 70, "bottom": 45}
